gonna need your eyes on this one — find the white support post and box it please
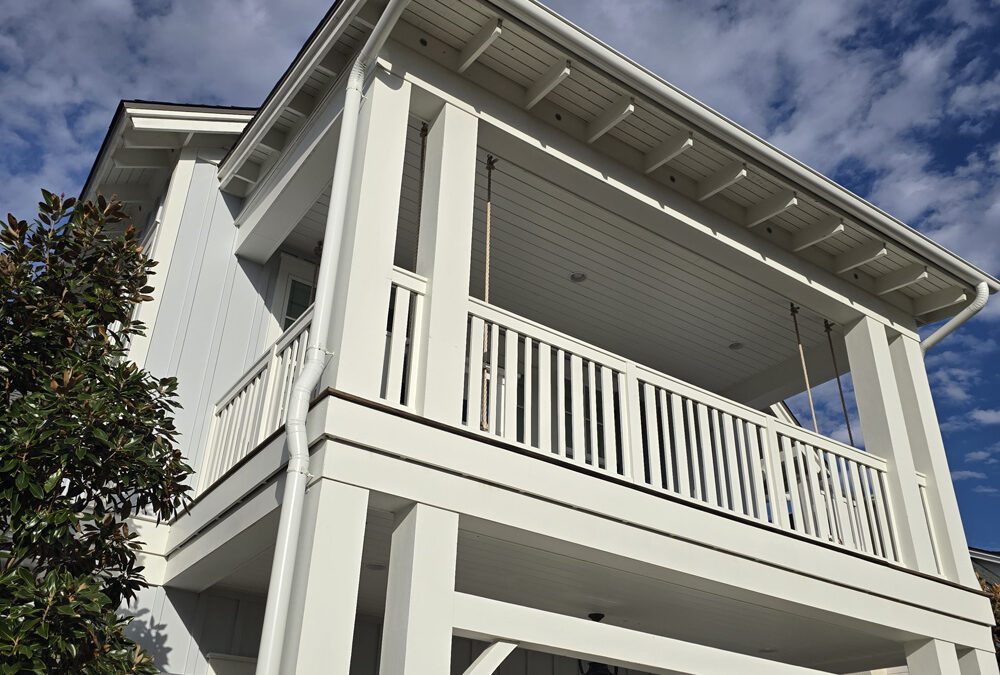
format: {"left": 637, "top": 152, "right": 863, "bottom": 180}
{"left": 324, "top": 71, "right": 413, "bottom": 396}
{"left": 958, "top": 648, "right": 1000, "bottom": 675}
{"left": 280, "top": 480, "right": 369, "bottom": 675}
{"left": 379, "top": 503, "right": 459, "bottom": 675}
{"left": 905, "top": 639, "right": 962, "bottom": 675}
{"left": 414, "top": 103, "right": 480, "bottom": 422}
{"left": 844, "top": 316, "right": 938, "bottom": 572}
{"left": 889, "top": 333, "right": 979, "bottom": 585}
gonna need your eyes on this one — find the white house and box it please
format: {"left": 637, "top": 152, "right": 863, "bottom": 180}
{"left": 81, "top": 0, "right": 999, "bottom": 673}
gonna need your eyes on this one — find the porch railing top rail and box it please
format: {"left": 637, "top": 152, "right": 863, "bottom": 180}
{"left": 468, "top": 296, "right": 629, "bottom": 370}
{"left": 214, "top": 304, "right": 315, "bottom": 413}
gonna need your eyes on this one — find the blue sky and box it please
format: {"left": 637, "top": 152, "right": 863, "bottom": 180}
{"left": 1, "top": 0, "right": 998, "bottom": 547}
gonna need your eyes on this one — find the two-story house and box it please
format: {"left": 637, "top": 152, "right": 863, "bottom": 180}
{"left": 81, "top": 0, "right": 1000, "bottom": 673}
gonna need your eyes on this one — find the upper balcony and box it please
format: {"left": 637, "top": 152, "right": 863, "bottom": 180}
{"left": 174, "top": 0, "right": 1000, "bottom": 608}
{"left": 192, "top": 87, "right": 965, "bottom": 588}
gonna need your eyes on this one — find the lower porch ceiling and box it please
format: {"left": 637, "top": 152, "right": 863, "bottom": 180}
{"left": 284, "top": 117, "right": 839, "bottom": 403}
{"left": 214, "top": 505, "right": 904, "bottom": 673}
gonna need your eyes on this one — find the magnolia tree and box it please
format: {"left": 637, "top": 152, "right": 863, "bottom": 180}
{"left": 0, "top": 192, "right": 191, "bottom": 674}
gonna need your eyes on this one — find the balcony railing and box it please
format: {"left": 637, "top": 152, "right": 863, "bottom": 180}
{"left": 197, "top": 306, "right": 313, "bottom": 494}
{"left": 459, "top": 296, "right": 935, "bottom": 566}
{"left": 196, "top": 266, "right": 942, "bottom": 571}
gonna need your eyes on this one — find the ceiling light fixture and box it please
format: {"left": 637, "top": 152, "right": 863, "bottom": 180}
{"left": 570, "top": 271, "right": 587, "bottom": 283}
{"left": 728, "top": 341, "right": 744, "bottom": 351}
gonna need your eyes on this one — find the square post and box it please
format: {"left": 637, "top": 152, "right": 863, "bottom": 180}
{"left": 844, "top": 315, "right": 937, "bottom": 571}
{"left": 413, "top": 103, "right": 480, "bottom": 422}
{"left": 379, "top": 503, "right": 459, "bottom": 674}
{"left": 906, "top": 639, "right": 962, "bottom": 675}
{"left": 958, "top": 648, "right": 1000, "bottom": 675}
{"left": 324, "top": 69, "right": 413, "bottom": 397}
{"left": 889, "top": 333, "right": 979, "bottom": 586}
{"left": 280, "top": 479, "right": 369, "bottom": 674}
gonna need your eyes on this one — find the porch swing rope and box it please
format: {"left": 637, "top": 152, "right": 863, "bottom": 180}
{"left": 480, "top": 154, "right": 497, "bottom": 431}
{"left": 825, "top": 320, "right": 855, "bottom": 446}
{"left": 413, "top": 122, "right": 428, "bottom": 264}
{"left": 790, "top": 302, "right": 819, "bottom": 434}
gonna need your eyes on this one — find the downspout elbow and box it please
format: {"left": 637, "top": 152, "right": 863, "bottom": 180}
{"left": 922, "top": 281, "right": 990, "bottom": 353}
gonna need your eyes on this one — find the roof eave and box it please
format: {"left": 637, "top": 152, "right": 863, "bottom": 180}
{"left": 486, "top": 0, "right": 999, "bottom": 295}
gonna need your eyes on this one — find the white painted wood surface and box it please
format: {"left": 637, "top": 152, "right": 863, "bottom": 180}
{"left": 197, "top": 308, "right": 312, "bottom": 494}
{"left": 380, "top": 269, "right": 427, "bottom": 410}
{"left": 458, "top": 295, "right": 909, "bottom": 563}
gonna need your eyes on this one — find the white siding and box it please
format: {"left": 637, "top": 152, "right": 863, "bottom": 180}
{"left": 141, "top": 157, "right": 277, "bottom": 474}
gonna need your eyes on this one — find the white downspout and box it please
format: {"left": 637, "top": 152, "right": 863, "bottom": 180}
{"left": 254, "top": 2, "right": 412, "bottom": 672}
{"left": 921, "top": 281, "right": 990, "bottom": 353}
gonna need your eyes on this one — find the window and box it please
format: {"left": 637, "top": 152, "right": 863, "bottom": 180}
{"left": 267, "top": 252, "right": 317, "bottom": 341}
{"left": 283, "top": 278, "right": 314, "bottom": 329}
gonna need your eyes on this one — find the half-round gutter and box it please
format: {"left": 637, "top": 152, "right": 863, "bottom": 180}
{"left": 921, "top": 281, "right": 990, "bottom": 353}
{"left": 254, "top": 2, "right": 411, "bottom": 672}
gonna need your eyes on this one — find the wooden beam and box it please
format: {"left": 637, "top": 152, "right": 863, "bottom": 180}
{"left": 458, "top": 18, "right": 502, "bottom": 73}
{"left": 453, "top": 593, "right": 826, "bottom": 675}
{"left": 97, "top": 183, "right": 151, "bottom": 203}
{"left": 112, "top": 148, "right": 171, "bottom": 169}
{"left": 315, "top": 49, "right": 347, "bottom": 78}
{"left": 259, "top": 128, "right": 287, "bottom": 154}
{"left": 462, "top": 641, "right": 518, "bottom": 675}
{"left": 834, "top": 240, "right": 887, "bottom": 274}
{"left": 122, "top": 130, "right": 181, "bottom": 149}
{"left": 524, "top": 60, "right": 571, "bottom": 110}
{"left": 913, "top": 286, "right": 968, "bottom": 316}
{"left": 286, "top": 91, "right": 316, "bottom": 118}
{"left": 791, "top": 216, "right": 845, "bottom": 252}
{"left": 696, "top": 160, "right": 747, "bottom": 201}
{"left": 745, "top": 189, "right": 797, "bottom": 228}
{"left": 586, "top": 94, "right": 634, "bottom": 143}
{"left": 874, "top": 263, "right": 929, "bottom": 296}
{"left": 643, "top": 133, "right": 693, "bottom": 174}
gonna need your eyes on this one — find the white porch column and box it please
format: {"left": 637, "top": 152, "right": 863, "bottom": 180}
{"left": 280, "top": 479, "right": 369, "bottom": 674}
{"left": 889, "top": 333, "right": 979, "bottom": 585}
{"left": 324, "top": 69, "right": 413, "bottom": 397}
{"left": 379, "top": 503, "right": 459, "bottom": 674}
{"left": 958, "top": 648, "right": 1000, "bottom": 675}
{"left": 906, "top": 639, "right": 962, "bottom": 675}
{"left": 844, "top": 315, "right": 937, "bottom": 572}
{"left": 413, "top": 103, "right": 480, "bottom": 423}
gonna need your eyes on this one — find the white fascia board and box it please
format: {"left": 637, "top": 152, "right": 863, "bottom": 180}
{"left": 486, "top": 0, "right": 999, "bottom": 294}
{"left": 123, "top": 104, "right": 255, "bottom": 122}
{"left": 217, "top": 0, "right": 367, "bottom": 187}
{"left": 130, "top": 117, "right": 248, "bottom": 134}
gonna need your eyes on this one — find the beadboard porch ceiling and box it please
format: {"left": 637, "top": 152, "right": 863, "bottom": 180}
{"left": 284, "top": 119, "right": 836, "bottom": 400}
{"left": 214, "top": 506, "right": 904, "bottom": 673}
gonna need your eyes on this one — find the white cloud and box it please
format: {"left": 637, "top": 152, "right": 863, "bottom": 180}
{"left": 966, "top": 450, "right": 994, "bottom": 462}
{"left": 952, "top": 470, "right": 988, "bottom": 480}
{"left": 970, "top": 408, "right": 1000, "bottom": 425}
{"left": 0, "top": 0, "right": 331, "bottom": 220}
{"left": 972, "top": 485, "right": 999, "bottom": 494}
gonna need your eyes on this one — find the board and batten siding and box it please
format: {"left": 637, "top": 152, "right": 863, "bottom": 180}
{"left": 140, "top": 155, "right": 278, "bottom": 477}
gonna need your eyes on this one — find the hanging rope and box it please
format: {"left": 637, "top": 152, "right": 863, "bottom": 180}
{"left": 790, "top": 302, "right": 819, "bottom": 434}
{"left": 480, "top": 155, "right": 498, "bottom": 431}
{"left": 825, "top": 320, "right": 855, "bottom": 446}
{"left": 413, "top": 122, "right": 429, "bottom": 266}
